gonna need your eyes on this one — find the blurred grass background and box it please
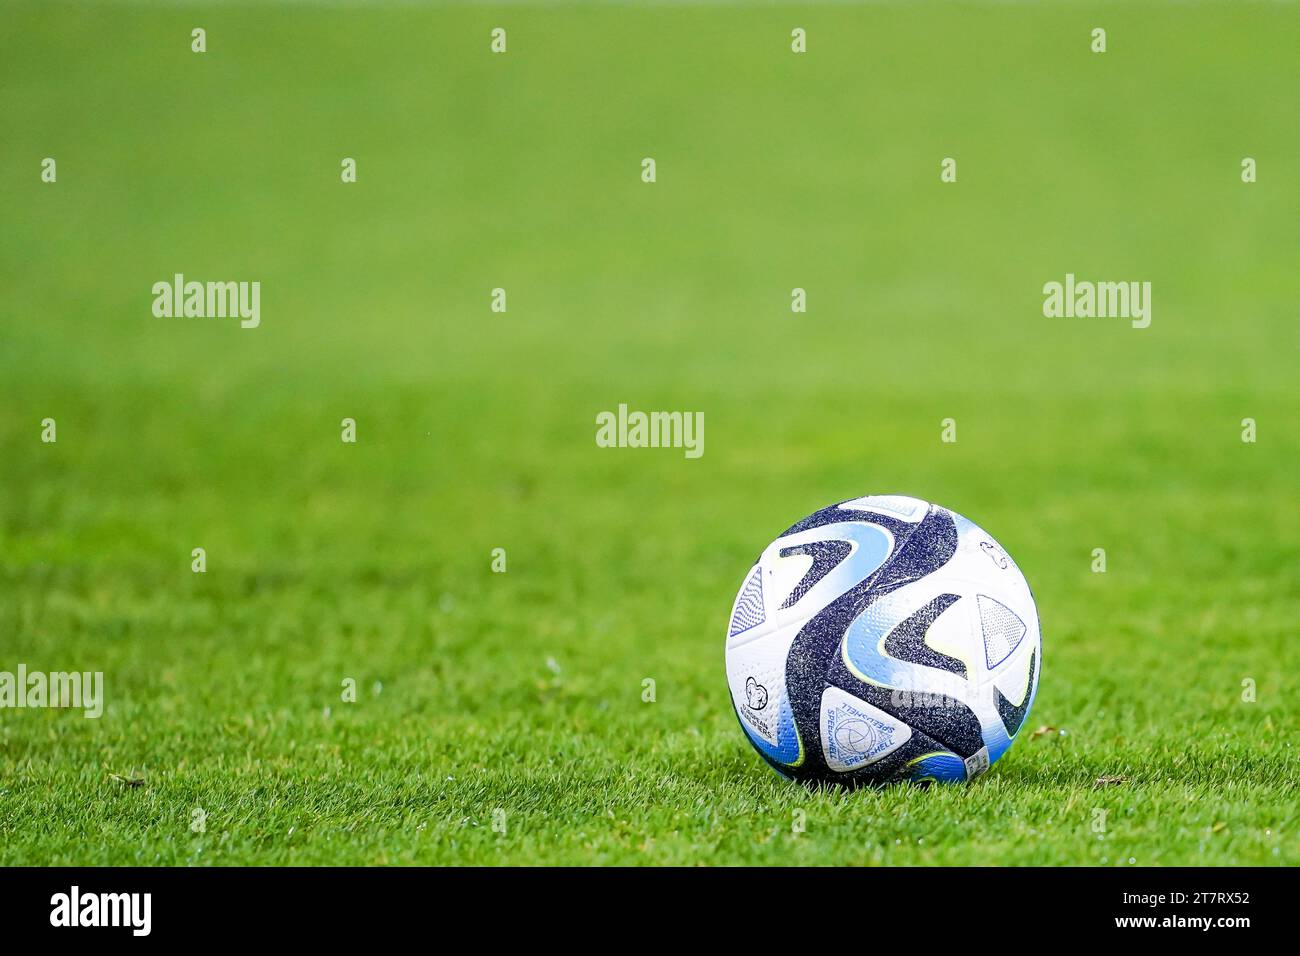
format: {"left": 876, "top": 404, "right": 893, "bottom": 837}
{"left": 0, "top": 1, "right": 1296, "bottom": 864}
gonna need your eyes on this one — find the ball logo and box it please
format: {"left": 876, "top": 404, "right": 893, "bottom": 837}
{"left": 821, "top": 691, "right": 908, "bottom": 772}
{"left": 979, "top": 541, "right": 1009, "bottom": 568}
{"left": 744, "top": 677, "right": 768, "bottom": 710}
{"left": 833, "top": 718, "right": 878, "bottom": 756}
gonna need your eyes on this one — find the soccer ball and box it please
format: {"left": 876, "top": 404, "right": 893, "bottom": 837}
{"left": 724, "top": 495, "right": 1041, "bottom": 786}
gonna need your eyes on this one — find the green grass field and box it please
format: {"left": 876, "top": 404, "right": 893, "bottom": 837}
{"left": 1, "top": 1, "right": 1297, "bottom": 866}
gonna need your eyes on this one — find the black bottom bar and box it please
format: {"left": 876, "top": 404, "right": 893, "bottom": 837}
{"left": 0, "top": 866, "right": 1278, "bottom": 941}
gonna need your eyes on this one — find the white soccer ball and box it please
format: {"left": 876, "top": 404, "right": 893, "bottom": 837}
{"left": 724, "top": 495, "right": 1041, "bottom": 786}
